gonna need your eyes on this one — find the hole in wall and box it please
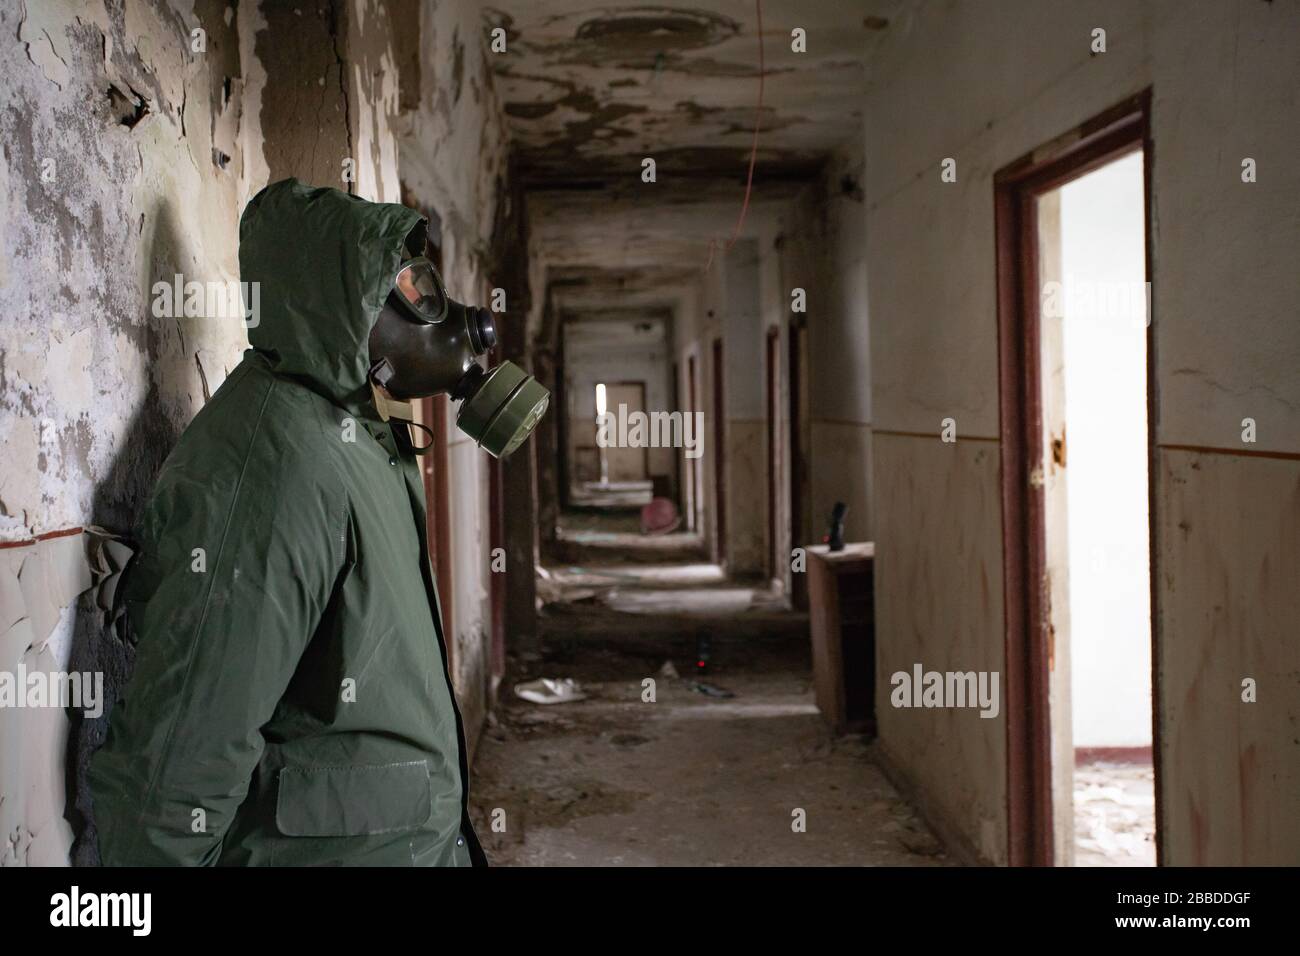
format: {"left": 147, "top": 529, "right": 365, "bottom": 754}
{"left": 106, "top": 83, "right": 150, "bottom": 128}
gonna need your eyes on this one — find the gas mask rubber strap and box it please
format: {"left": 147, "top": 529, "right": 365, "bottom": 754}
{"left": 396, "top": 419, "right": 436, "bottom": 455}
{"left": 368, "top": 374, "right": 435, "bottom": 455}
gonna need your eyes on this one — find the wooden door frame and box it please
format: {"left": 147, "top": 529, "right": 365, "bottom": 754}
{"left": 711, "top": 338, "right": 727, "bottom": 566}
{"left": 555, "top": 320, "right": 570, "bottom": 509}
{"left": 486, "top": 295, "right": 507, "bottom": 689}
{"left": 487, "top": 451, "right": 505, "bottom": 683}
{"left": 672, "top": 360, "right": 682, "bottom": 509}
{"left": 686, "top": 353, "right": 699, "bottom": 532}
{"left": 788, "top": 318, "right": 809, "bottom": 609}
{"left": 411, "top": 207, "right": 455, "bottom": 676}
{"left": 994, "top": 89, "right": 1157, "bottom": 866}
{"left": 765, "top": 326, "right": 781, "bottom": 580}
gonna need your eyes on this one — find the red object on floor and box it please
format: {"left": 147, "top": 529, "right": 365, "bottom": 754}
{"left": 640, "top": 497, "right": 681, "bottom": 536}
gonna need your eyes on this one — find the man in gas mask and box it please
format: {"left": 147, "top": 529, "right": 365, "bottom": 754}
{"left": 89, "top": 179, "right": 546, "bottom": 866}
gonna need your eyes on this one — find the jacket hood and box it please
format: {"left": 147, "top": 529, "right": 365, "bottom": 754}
{"left": 241, "top": 178, "right": 424, "bottom": 407}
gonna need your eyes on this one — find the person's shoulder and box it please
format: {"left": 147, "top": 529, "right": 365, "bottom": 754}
{"left": 154, "top": 357, "right": 348, "bottom": 501}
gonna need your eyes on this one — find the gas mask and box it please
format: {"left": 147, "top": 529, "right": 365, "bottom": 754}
{"left": 367, "top": 256, "right": 548, "bottom": 460}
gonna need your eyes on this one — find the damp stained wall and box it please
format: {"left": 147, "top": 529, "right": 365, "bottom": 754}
{"left": 0, "top": 0, "right": 252, "bottom": 866}
{"left": 0, "top": 0, "right": 519, "bottom": 864}
{"left": 394, "top": 0, "right": 514, "bottom": 750}
{"left": 806, "top": 144, "right": 872, "bottom": 550}
{"left": 863, "top": 0, "right": 1300, "bottom": 864}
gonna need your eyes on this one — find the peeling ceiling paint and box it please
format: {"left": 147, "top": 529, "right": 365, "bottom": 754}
{"left": 483, "top": 0, "right": 897, "bottom": 183}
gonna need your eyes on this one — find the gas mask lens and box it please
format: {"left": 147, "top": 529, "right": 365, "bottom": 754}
{"left": 393, "top": 257, "right": 448, "bottom": 324}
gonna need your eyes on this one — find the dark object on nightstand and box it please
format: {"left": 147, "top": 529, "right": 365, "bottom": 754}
{"left": 825, "top": 501, "right": 848, "bottom": 552}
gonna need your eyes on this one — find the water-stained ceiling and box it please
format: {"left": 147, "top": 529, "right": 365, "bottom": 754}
{"left": 482, "top": 1, "right": 899, "bottom": 186}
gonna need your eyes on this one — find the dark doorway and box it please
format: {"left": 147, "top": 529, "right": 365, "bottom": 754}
{"left": 687, "top": 353, "right": 700, "bottom": 532}
{"left": 420, "top": 394, "right": 455, "bottom": 672}
{"left": 766, "top": 326, "right": 780, "bottom": 581}
{"left": 488, "top": 452, "right": 505, "bottom": 682}
{"left": 711, "top": 338, "right": 727, "bottom": 566}
{"left": 409, "top": 202, "right": 455, "bottom": 673}
{"left": 788, "top": 319, "right": 809, "bottom": 609}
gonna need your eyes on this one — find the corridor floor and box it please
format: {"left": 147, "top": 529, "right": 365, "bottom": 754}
{"left": 467, "top": 511, "right": 952, "bottom": 866}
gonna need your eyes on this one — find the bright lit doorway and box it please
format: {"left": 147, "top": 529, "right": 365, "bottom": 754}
{"left": 1042, "top": 150, "right": 1155, "bottom": 866}
{"left": 996, "top": 93, "right": 1159, "bottom": 867}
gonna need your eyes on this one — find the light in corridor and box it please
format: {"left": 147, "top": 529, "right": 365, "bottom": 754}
{"left": 1058, "top": 149, "right": 1155, "bottom": 867}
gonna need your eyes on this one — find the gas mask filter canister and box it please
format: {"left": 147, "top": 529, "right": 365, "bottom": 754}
{"left": 453, "top": 362, "right": 550, "bottom": 460}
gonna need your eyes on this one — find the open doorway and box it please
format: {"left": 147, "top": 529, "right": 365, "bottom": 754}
{"left": 597, "top": 381, "right": 649, "bottom": 483}
{"left": 1052, "top": 152, "right": 1154, "bottom": 866}
{"left": 686, "top": 353, "right": 700, "bottom": 532}
{"left": 996, "top": 93, "right": 1159, "bottom": 867}
{"left": 766, "top": 327, "right": 781, "bottom": 583}
{"left": 711, "top": 338, "right": 727, "bottom": 566}
{"left": 788, "top": 319, "right": 809, "bottom": 609}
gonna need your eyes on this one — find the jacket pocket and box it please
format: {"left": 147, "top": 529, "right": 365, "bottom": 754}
{"left": 275, "top": 761, "right": 432, "bottom": 837}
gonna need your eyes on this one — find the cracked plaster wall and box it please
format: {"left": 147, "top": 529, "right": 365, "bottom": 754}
{"left": 0, "top": 0, "right": 515, "bottom": 864}
{"left": 394, "top": 0, "right": 514, "bottom": 752}
{"left": 0, "top": 0, "right": 251, "bottom": 866}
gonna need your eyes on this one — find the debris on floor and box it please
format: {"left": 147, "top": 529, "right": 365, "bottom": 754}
{"left": 475, "top": 650, "right": 952, "bottom": 866}
{"left": 534, "top": 565, "right": 599, "bottom": 605}
{"left": 1073, "top": 760, "right": 1156, "bottom": 866}
{"left": 514, "top": 677, "right": 588, "bottom": 705}
{"left": 472, "top": 519, "right": 950, "bottom": 866}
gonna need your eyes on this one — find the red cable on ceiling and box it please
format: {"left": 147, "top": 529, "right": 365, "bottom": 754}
{"left": 705, "top": 0, "right": 765, "bottom": 273}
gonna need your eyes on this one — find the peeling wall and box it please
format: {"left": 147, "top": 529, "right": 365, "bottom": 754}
{"left": 2, "top": 534, "right": 91, "bottom": 865}
{"left": 0, "top": 0, "right": 519, "bottom": 864}
{"left": 1, "top": 0, "right": 251, "bottom": 866}
{"left": 1, "top": 0, "right": 249, "bottom": 542}
{"left": 863, "top": 0, "right": 1300, "bottom": 864}
{"left": 395, "top": 0, "right": 515, "bottom": 749}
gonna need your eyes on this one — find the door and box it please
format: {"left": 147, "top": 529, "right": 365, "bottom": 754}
{"left": 486, "top": 281, "right": 506, "bottom": 691}
{"left": 766, "top": 327, "right": 781, "bottom": 581}
{"left": 600, "top": 382, "right": 648, "bottom": 482}
{"left": 407, "top": 201, "right": 455, "bottom": 674}
{"left": 711, "top": 338, "right": 727, "bottom": 565}
{"left": 995, "top": 91, "right": 1159, "bottom": 866}
{"left": 686, "top": 353, "right": 700, "bottom": 531}
{"left": 788, "top": 320, "right": 809, "bottom": 609}
{"left": 419, "top": 394, "right": 455, "bottom": 674}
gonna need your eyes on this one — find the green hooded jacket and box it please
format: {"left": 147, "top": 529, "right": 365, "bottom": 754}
{"left": 89, "top": 179, "right": 486, "bottom": 866}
